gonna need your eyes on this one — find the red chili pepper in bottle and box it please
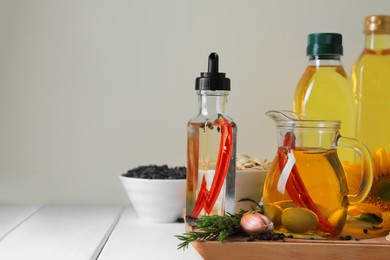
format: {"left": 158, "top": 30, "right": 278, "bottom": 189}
{"left": 191, "top": 116, "right": 233, "bottom": 216}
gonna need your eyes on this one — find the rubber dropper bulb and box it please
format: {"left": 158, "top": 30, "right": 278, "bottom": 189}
{"left": 208, "top": 53, "right": 219, "bottom": 73}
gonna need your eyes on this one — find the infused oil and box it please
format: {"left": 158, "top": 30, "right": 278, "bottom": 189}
{"left": 263, "top": 148, "right": 349, "bottom": 237}
{"left": 186, "top": 53, "right": 237, "bottom": 225}
{"left": 186, "top": 121, "right": 237, "bottom": 217}
{"left": 263, "top": 110, "right": 373, "bottom": 238}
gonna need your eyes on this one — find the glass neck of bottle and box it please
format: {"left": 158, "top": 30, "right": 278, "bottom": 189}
{"left": 197, "top": 90, "right": 229, "bottom": 116}
{"left": 364, "top": 32, "right": 390, "bottom": 50}
{"left": 308, "top": 55, "right": 342, "bottom": 67}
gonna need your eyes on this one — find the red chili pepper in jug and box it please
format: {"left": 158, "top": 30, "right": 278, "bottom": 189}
{"left": 278, "top": 132, "right": 339, "bottom": 235}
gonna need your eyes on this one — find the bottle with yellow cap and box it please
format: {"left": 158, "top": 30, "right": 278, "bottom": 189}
{"left": 352, "top": 15, "right": 390, "bottom": 152}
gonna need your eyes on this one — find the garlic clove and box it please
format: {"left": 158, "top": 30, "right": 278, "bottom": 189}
{"left": 240, "top": 212, "right": 274, "bottom": 235}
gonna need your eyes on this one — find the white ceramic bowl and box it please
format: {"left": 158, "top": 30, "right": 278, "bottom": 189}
{"left": 235, "top": 169, "right": 268, "bottom": 212}
{"left": 119, "top": 175, "right": 186, "bottom": 223}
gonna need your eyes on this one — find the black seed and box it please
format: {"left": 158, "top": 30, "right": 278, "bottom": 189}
{"left": 355, "top": 238, "right": 360, "bottom": 241}
{"left": 339, "top": 236, "right": 345, "bottom": 240}
{"left": 363, "top": 229, "right": 368, "bottom": 234}
{"left": 123, "top": 165, "right": 186, "bottom": 180}
{"left": 310, "top": 237, "right": 314, "bottom": 240}
{"left": 287, "top": 235, "right": 293, "bottom": 238}
{"left": 345, "top": 235, "right": 352, "bottom": 240}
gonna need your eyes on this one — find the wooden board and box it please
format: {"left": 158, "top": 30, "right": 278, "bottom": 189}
{"left": 189, "top": 217, "right": 390, "bottom": 260}
{"left": 192, "top": 238, "right": 389, "bottom": 260}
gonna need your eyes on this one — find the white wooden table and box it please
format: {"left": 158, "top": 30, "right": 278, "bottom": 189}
{"left": 0, "top": 205, "right": 201, "bottom": 260}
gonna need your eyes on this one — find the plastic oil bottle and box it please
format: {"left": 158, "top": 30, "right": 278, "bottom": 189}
{"left": 293, "top": 33, "right": 356, "bottom": 162}
{"left": 186, "top": 53, "right": 237, "bottom": 225}
{"left": 352, "top": 15, "right": 390, "bottom": 152}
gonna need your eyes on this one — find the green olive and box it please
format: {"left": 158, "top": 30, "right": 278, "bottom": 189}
{"left": 264, "top": 203, "right": 283, "bottom": 228}
{"left": 327, "top": 207, "right": 347, "bottom": 231}
{"left": 275, "top": 200, "right": 295, "bottom": 209}
{"left": 281, "top": 207, "right": 319, "bottom": 234}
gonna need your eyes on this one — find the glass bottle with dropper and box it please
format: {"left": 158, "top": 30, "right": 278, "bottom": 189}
{"left": 186, "top": 53, "right": 237, "bottom": 225}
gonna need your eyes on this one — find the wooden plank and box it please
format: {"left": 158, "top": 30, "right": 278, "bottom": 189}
{"left": 0, "top": 205, "right": 41, "bottom": 241}
{"left": 0, "top": 206, "right": 122, "bottom": 260}
{"left": 98, "top": 208, "right": 202, "bottom": 260}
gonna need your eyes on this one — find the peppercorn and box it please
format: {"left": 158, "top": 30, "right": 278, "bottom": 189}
{"left": 252, "top": 232, "right": 285, "bottom": 241}
{"left": 345, "top": 235, "right": 352, "bottom": 240}
{"left": 247, "top": 236, "right": 255, "bottom": 242}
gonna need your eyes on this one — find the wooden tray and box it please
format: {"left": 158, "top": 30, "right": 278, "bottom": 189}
{"left": 188, "top": 217, "right": 390, "bottom": 260}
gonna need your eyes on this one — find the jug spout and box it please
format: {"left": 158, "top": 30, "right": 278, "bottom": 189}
{"left": 265, "top": 110, "right": 301, "bottom": 123}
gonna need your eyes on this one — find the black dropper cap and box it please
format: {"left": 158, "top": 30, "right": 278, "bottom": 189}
{"left": 195, "top": 53, "right": 231, "bottom": 91}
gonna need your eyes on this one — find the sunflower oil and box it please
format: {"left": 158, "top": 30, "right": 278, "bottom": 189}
{"left": 293, "top": 33, "right": 356, "bottom": 162}
{"left": 352, "top": 15, "right": 390, "bottom": 152}
{"left": 293, "top": 65, "right": 355, "bottom": 138}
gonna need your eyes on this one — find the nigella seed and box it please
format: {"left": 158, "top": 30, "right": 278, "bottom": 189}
{"left": 310, "top": 237, "right": 314, "bottom": 240}
{"left": 287, "top": 235, "right": 293, "bottom": 239}
{"left": 345, "top": 235, "right": 352, "bottom": 240}
{"left": 363, "top": 229, "right": 368, "bottom": 234}
{"left": 123, "top": 165, "right": 186, "bottom": 180}
{"left": 355, "top": 238, "right": 360, "bottom": 241}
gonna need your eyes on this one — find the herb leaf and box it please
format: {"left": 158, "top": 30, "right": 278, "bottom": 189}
{"left": 176, "top": 210, "right": 247, "bottom": 250}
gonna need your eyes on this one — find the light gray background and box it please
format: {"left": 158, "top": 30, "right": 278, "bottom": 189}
{"left": 1, "top": 0, "right": 389, "bottom": 205}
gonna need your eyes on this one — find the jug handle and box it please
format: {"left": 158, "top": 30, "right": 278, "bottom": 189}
{"left": 336, "top": 135, "right": 374, "bottom": 204}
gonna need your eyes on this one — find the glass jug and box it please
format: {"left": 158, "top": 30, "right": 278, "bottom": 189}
{"left": 263, "top": 110, "right": 373, "bottom": 238}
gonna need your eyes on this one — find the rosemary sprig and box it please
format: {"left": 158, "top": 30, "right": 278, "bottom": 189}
{"left": 176, "top": 199, "right": 263, "bottom": 250}
{"left": 175, "top": 210, "right": 245, "bottom": 250}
